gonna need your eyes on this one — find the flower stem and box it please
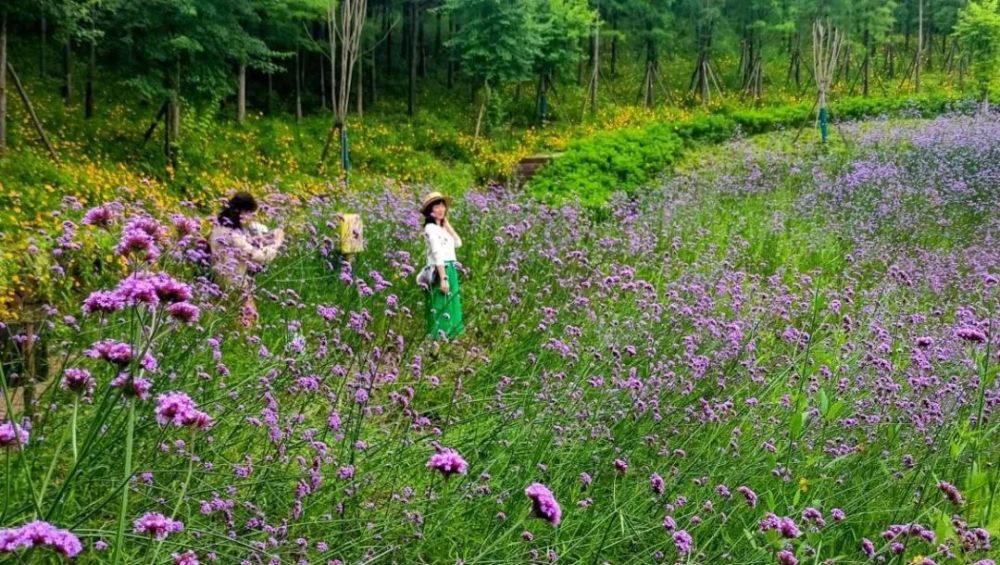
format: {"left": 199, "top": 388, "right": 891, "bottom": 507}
{"left": 113, "top": 398, "right": 136, "bottom": 565}
{"left": 150, "top": 435, "right": 196, "bottom": 564}
{"left": 71, "top": 397, "right": 79, "bottom": 462}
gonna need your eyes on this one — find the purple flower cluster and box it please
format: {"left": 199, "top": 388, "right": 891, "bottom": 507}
{"left": 61, "top": 367, "right": 96, "bottom": 398}
{"left": 116, "top": 215, "right": 168, "bottom": 262}
{"left": 133, "top": 512, "right": 184, "bottom": 540}
{"left": 759, "top": 513, "right": 801, "bottom": 538}
{"left": 736, "top": 485, "right": 757, "bottom": 507}
{"left": 672, "top": 529, "right": 693, "bottom": 555}
{"left": 0, "top": 521, "right": 83, "bottom": 558}
{"left": 83, "top": 271, "right": 195, "bottom": 321}
{"left": 525, "top": 483, "right": 561, "bottom": 526}
{"left": 937, "top": 481, "right": 964, "bottom": 505}
{"left": 0, "top": 420, "right": 29, "bottom": 449}
{"left": 155, "top": 391, "right": 214, "bottom": 429}
{"left": 650, "top": 473, "right": 665, "bottom": 495}
{"left": 85, "top": 339, "right": 134, "bottom": 366}
{"left": 426, "top": 448, "right": 468, "bottom": 478}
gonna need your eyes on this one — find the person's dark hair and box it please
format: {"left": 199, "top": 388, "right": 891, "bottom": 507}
{"left": 218, "top": 191, "right": 258, "bottom": 229}
{"left": 422, "top": 199, "right": 445, "bottom": 226}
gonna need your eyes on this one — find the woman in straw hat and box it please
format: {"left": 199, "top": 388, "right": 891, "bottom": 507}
{"left": 420, "top": 191, "right": 464, "bottom": 340}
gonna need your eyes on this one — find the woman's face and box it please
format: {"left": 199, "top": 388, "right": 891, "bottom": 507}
{"left": 430, "top": 202, "right": 447, "bottom": 221}
{"left": 240, "top": 208, "right": 257, "bottom": 222}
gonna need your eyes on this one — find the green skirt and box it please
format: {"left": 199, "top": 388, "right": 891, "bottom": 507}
{"left": 425, "top": 261, "right": 464, "bottom": 340}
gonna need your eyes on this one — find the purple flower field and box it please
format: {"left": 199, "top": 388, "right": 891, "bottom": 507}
{"left": 1, "top": 114, "right": 999, "bottom": 564}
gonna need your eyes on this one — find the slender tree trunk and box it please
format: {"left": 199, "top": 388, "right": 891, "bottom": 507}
{"left": 62, "top": 39, "right": 72, "bottom": 106}
{"left": 237, "top": 63, "right": 247, "bottom": 123}
{"left": 267, "top": 71, "right": 273, "bottom": 115}
{"left": 0, "top": 9, "right": 6, "bottom": 154}
{"left": 915, "top": 0, "right": 923, "bottom": 92}
{"left": 418, "top": 10, "right": 426, "bottom": 78}
{"left": 369, "top": 50, "right": 377, "bottom": 104}
{"left": 295, "top": 49, "right": 302, "bottom": 122}
{"left": 408, "top": 0, "right": 417, "bottom": 117}
{"left": 40, "top": 14, "right": 46, "bottom": 78}
{"left": 329, "top": 18, "right": 337, "bottom": 113}
{"left": 473, "top": 80, "right": 489, "bottom": 146}
{"left": 170, "top": 60, "right": 181, "bottom": 145}
{"left": 435, "top": 12, "right": 442, "bottom": 58}
{"left": 537, "top": 71, "right": 548, "bottom": 124}
{"left": 356, "top": 39, "right": 364, "bottom": 116}
{"left": 588, "top": 22, "right": 598, "bottom": 115}
{"left": 610, "top": 15, "right": 618, "bottom": 77}
{"left": 85, "top": 40, "right": 95, "bottom": 118}
{"left": 385, "top": 3, "right": 393, "bottom": 76}
{"left": 863, "top": 27, "right": 871, "bottom": 97}
{"left": 320, "top": 47, "right": 327, "bottom": 110}
{"left": 447, "top": 19, "right": 455, "bottom": 89}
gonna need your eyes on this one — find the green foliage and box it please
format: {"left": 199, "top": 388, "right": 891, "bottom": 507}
{"left": 529, "top": 93, "right": 966, "bottom": 209}
{"left": 955, "top": 0, "right": 1000, "bottom": 101}
{"left": 443, "top": 0, "right": 542, "bottom": 86}
{"left": 528, "top": 123, "right": 684, "bottom": 208}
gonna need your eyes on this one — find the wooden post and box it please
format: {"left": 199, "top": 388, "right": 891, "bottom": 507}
{"left": 339, "top": 213, "right": 364, "bottom": 264}
{"left": 8, "top": 63, "right": 60, "bottom": 162}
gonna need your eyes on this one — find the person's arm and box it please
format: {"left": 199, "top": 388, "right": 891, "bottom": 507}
{"left": 231, "top": 229, "right": 282, "bottom": 263}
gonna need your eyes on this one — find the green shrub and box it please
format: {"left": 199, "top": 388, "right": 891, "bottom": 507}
{"left": 527, "top": 123, "right": 684, "bottom": 209}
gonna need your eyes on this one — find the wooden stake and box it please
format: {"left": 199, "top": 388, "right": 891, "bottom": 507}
{"left": 7, "top": 62, "right": 59, "bottom": 162}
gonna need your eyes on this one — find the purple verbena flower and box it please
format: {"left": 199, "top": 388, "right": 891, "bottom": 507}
{"left": 0, "top": 520, "right": 83, "bottom": 557}
{"left": 525, "top": 483, "right": 561, "bottom": 526}
{"left": 133, "top": 512, "right": 184, "bottom": 540}
{"left": 426, "top": 448, "right": 468, "bottom": 479}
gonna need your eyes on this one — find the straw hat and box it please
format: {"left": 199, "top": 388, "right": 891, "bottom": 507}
{"left": 420, "top": 191, "right": 453, "bottom": 214}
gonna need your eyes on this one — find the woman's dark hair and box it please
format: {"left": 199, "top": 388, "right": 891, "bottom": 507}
{"left": 422, "top": 199, "right": 445, "bottom": 226}
{"left": 218, "top": 191, "right": 258, "bottom": 229}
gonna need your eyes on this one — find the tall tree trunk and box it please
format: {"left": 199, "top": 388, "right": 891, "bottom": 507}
{"left": 788, "top": 31, "right": 802, "bottom": 88}
{"left": 329, "top": 18, "right": 337, "bottom": 113}
{"left": 171, "top": 62, "right": 181, "bottom": 143}
{"left": 40, "top": 14, "right": 46, "bottom": 78}
{"left": 295, "top": 49, "right": 302, "bottom": 122}
{"left": 447, "top": 19, "right": 455, "bottom": 89}
{"left": 418, "top": 8, "right": 426, "bottom": 78}
{"left": 85, "top": 40, "right": 95, "bottom": 118}
{"left": 408, "top": 0, "right": 417, "bottom": 117}
{"left": 862, "top": 27, "right": 871, "bottom": 97}
{"left": 267, "top": 71, "right": 273, "bottom": 115}
{"left": 610, "top": 15, "right": 618, "bottom": 77}
{"left": 356, "top": 39, "right": 364, "bottom": 116}
{"left": 588, "top": 22, "right": 598, "bottom": 114}
{"left": 385, "top": 3, "right": 393, "bottom": 76}
{"left": 237, "top": 63, "right": 247, "bottom": 123}
{"left": 320, "top": 47, "right": 327, "bottom": 110}
{"left": 537, "top": 71, "right": 548, "bottom": 124}
{"left": 915, "top": 0, "right": 923, "bottom": 92}
{"left": 435, "top": 12, "right": 442, "bottom": 58}
{"left": 0, "top": 9, "right": 6, "bottom": 154}
{"left": 642, "top": 37, "right": 656, "bottom": 108}
{"left": 62, "top": 39, "right": 72, "bottom": 106}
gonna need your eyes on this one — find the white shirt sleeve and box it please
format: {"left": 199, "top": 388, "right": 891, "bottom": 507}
{"left": 452, "top": 230, "right": 462, "bottom": 249}
{"left": 230, "top": 229, "right": 280, "bottom": 263}
{"left": 425, "top": 224, "right": 444, "bottom": 266}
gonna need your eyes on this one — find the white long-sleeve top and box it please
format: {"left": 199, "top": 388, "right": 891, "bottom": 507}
{"left": 210, "top": 224, "right": 282, "bottom": 290}
{"left": 424, "top": 223, "right": 461, "bottom": 266}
